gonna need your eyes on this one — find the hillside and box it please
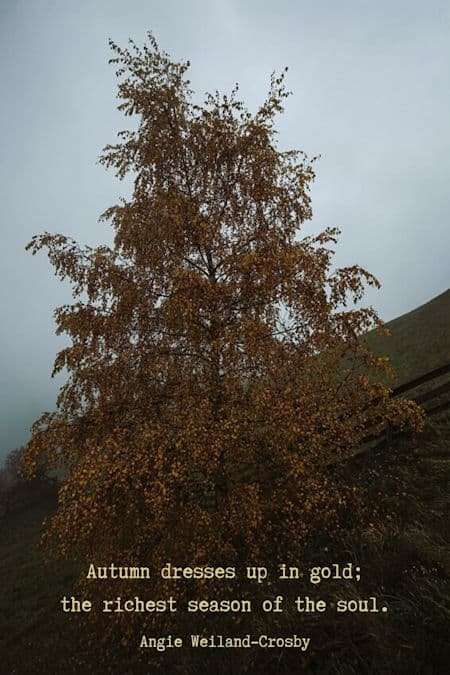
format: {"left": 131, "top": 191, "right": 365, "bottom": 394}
{"left": 364, "top": 288, "right": 450, "bottom": 385}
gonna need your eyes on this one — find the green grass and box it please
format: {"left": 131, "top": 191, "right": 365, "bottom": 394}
{"left": 0, "top": 499, "right": 78, "bottom": 672}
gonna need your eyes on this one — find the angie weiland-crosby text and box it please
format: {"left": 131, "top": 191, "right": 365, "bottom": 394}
{"left": 139, "top": 634, "right": 311, "bottom": 651}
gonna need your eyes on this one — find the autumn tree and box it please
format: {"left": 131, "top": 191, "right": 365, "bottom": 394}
{"left": 23, "top": 34, "right": 421, "bottom": 638}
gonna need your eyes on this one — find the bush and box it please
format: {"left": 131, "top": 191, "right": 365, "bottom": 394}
{"left": 0, "top": 446, "right": 57, "bottom": 516}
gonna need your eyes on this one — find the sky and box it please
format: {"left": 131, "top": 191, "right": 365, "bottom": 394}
{"left": 1, "top": 0, "right": 450, "bottom": 459}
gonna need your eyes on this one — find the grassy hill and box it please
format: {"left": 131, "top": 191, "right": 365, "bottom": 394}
{"left": 364, "top": 288, "right": 450, "bottom": 385}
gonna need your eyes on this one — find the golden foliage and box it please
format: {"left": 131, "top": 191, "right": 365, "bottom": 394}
{"left": 23, "top": 33, "right": 422, "bottom": 639}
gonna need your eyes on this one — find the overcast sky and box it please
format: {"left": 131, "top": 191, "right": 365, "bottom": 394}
{"left": 1, "top": 0, "right": 449, "bottom": 458}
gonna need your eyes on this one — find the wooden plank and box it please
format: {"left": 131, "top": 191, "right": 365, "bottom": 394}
{"left": 411, "top": 380, "right": 450, "bottom": 405}
{"left": 392, "top": 362, "right": 450, "bottom": 397}
{"left": 425, "top": 399, "right": 450, "bottom": 417}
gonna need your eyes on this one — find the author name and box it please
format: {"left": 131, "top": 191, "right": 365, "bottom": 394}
{"left": 139, "top": 634, "right": 311, "bottom": 651}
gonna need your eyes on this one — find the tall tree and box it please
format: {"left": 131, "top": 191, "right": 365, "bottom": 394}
{"left": 23, "top": 34, "right": 421, "bottom": 617}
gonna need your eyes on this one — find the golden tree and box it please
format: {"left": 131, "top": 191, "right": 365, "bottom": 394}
{"left": 24, "top": 34, "right": 421, "bottom": 624}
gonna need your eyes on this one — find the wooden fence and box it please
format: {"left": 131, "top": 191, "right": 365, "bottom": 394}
{"left": 340, "top": 361, "right": 450, "bottom": 464}
{"left": 194, "top": 361, "right": 450, "bottom": 509}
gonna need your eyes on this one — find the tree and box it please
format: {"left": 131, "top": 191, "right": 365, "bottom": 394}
{"left": 23, "top": 34, "right": 421, "bottom": 638}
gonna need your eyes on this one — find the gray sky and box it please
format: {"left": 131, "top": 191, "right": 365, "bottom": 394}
{"left": 1, "top": 0, "right": 450, "bottom": 459}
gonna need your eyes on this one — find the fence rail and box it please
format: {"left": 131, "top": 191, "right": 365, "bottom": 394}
{"left": 338, "top": 360, "right": 450, "bottom": 466}
{"left": 391, "top": 361, "right": 450, "bottom": 396}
